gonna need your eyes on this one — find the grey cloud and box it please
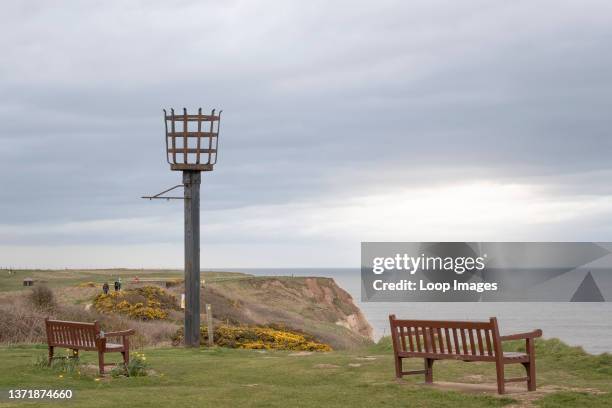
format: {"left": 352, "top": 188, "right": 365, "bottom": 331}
{"left": 1, "top": 1, "right": 612, "bottom": 255}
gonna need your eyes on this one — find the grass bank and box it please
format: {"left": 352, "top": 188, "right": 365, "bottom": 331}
{"left": 0, "top": 269, "right": 373, "bottom": 350}
{"left": 0, "top": 338, "right": 610, "bottom": 408}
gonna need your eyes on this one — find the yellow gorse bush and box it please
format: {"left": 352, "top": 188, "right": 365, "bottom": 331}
{"left": 172, "top": 325, "right": 331, "bottom": 352}
{"left": 93, "top": 286, "right": 177, "bottom": 321}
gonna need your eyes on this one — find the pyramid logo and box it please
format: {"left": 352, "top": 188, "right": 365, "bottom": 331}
{"left": 570, "top": 272, "right": 605, "bottom": 302}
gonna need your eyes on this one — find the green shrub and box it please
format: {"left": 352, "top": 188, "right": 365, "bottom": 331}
{"left": 372, "top": 335, "right": 393, "bottom": 352}
{"left": 93, "top": 286, "right": 177, "bottom": 320}
{"left": 110, "top": 352, "right": 148, "bottom": 377}
{"left": 34, "top": 352, "right": 81, "bottom": 375}
{"left": 127, "top": 352, "right": 148, "bottom": 376}
{"left": 172, "top": 325, "right": 331, "bottom": 351}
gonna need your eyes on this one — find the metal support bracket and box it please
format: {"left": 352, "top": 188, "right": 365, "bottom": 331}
{"left": 141, "top": 184, "right": 185, "bottom": 200}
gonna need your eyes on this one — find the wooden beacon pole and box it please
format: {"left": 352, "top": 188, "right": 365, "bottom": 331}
{"left": 183, "top": 171, "right": 201, "bottom": 347}
{"left": 145, "top": 107, "right": 221, "bottom": 348}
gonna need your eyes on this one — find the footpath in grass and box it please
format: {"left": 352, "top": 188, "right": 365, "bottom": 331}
{"left": 0, "top": 338, "right": 611, "bottom": 408}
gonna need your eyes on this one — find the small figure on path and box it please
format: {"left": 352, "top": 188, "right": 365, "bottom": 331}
{"left": 102, "top": 282, "right": 109, "bottom": 294}
{"left": 114, "top": 280, "right": 119, "bottom": 292}
{"left": 118, "top": 277, "right": 122, "bottom": 291}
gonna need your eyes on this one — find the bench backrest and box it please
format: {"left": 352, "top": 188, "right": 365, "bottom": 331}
{"left": 45, "top": 318, "right": 100, "bottom": 350}
{"left": 389, "top": 315, "right": 502, "bottom": 361}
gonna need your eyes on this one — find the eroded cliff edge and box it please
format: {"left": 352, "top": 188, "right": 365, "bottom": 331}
{"left": 202, "top": 276, "right": 373, "bottom": 349}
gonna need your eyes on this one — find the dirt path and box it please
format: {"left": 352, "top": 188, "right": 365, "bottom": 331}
{"left": 411, "top": 381, "right": 606, "bottom": 407}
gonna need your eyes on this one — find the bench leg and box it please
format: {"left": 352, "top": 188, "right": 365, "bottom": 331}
{"left": 48, "top": 346, "right": 54, "bottom": 366}
{"left": 98, "top": 351, "right": 105, "bottom": 375}
{"left": 394, "top": 355, "right": 403, "bottom": 378}
{"left": 522, "top": 360, "right": 536, "bottom": 391}
{"left": 122, "top": 336, "right": 130, "bottom": 366}
{"left": 121, "top": 351, "right": 129, "bottom": 373}
{"left": 524, "top": 337, "right": 536, "bottom": 391}
{"left": 424, "top": 358, "right": 434, "bottom": 384}
{"left": 495, "top": 360, "right": 505, "bottom": 394}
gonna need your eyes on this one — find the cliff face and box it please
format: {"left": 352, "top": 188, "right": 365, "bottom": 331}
{"left": 201, "top": 276, "right": 373, "bottom": 349}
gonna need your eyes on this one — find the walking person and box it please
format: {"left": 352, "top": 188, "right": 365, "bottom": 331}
{"left": 102, "top": 282, "right": 109, "bottom": 295}
{"left": 114, "top": 280, "right": 119, "bottom": 292}
{"left": 117, "top": 277, "right": 122, "bottom": 291}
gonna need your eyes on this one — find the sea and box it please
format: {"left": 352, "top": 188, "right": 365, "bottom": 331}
{"left": 217, "top": 268, "right": 612, "bottom": 354}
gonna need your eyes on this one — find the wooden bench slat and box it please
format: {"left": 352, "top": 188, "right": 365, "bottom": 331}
{"left": 407, "top": 327, "right": 415, "bottom": 352}
{"left": 460, "top": 329, "right": 468, "bottom": 355}
{"left": 476, "top": 329, "right": 485, "bottom": 355}
{"left": 421, "top": 327, "right": 428, "bottom": 352}
{"left": 394, "top": 320, "right": 493, "bottom": 330}
{"left": 485, "top": 329, "right": 493, "bottom": 356}
{"left": 444, "top": 328, "right": 452, "bottom": 354}
{"left": 427, "top": 327, "right": 435, "bottom": 353}
{"left": 428, "top": 328, "right": 437, "bottom": 353}
{"left": 468, "top": 329, "right": 476, "bottom": 355}
{"left": 81, "top": 327, "right": 87, "bottom": 347}
{"left": 398, "top": 351, "right": 496, "bottom": 362}
{"left": 436, "top": 328, "right": 444, "bottom": 353}
{"left": 452, "top": 328, "right": 460, "bottom": 355}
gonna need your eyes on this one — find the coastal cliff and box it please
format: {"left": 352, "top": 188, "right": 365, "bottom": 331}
{"left": 0, "top": 269, "right": 373, "bottom": 350}
{"left": 202, "top": 275, "right": 373, "bottom": 349}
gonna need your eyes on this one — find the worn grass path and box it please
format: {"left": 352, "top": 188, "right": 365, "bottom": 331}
{"left": 1, "top": 339, "right": 610, "bottom": 408}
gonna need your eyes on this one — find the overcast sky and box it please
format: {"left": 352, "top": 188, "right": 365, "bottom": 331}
{"left": 1, "top": 0, "right": 612, "bottom": 268}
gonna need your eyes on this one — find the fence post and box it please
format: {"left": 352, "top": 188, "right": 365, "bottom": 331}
{"left": 206, "top": 303, "right": 214, "bottom": 347}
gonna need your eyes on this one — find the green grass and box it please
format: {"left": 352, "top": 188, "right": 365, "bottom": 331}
{"left": 537, "top": 392, "right": 612, "bottom": 407}
{"left": 1, "top": 271, "right": 611, "bottom": 406}
{"left": 0, "top": 339, "right": 610, "bottom": 408}
{"left": 0, "top": 269, "right": 249, "bottom": 293}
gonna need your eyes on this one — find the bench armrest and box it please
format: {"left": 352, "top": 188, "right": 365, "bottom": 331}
{"left": 104, "top": 329, "right": 135, "bottom": 338}
{"left": 500, "top": 329, "right": 542, "bottom": 341}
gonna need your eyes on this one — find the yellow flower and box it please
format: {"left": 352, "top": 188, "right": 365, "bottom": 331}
{"left": 94, "top": 378, "right": 100, "bottom": 382}
{"left": 58, "top": 375, "right": 63, "bottom": 378}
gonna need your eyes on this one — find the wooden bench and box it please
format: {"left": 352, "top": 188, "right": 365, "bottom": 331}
{"left": 44, "top": 318, "right": 135, "bottom": 375}
{"left": 389, "top": 315, "right": 542, "bottom": 394}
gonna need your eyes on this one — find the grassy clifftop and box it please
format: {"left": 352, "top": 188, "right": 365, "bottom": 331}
{"left": 0, "top": 269, "right": 373, "bottom": 349}
{"left": 0, "top": 337, "right": 610, "bottom": 407}
{"left": 1, "top": 269, "right": 611, "bottom": 406}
